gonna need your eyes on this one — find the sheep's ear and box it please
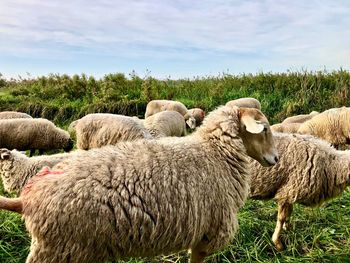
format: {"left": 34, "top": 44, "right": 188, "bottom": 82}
{"left": 0, "top": 149, "right": 11, "bottom": 160}
{"left": 241, "top": 115, "right": 265, "bottom": 134}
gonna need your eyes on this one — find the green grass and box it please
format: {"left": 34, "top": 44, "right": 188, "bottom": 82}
{"left": 1, "top": 70, "right": 350, "bottom": 262}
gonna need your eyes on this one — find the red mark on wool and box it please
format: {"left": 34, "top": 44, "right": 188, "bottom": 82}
{"left": 21, "top": 167, "right": 64, "bottom": 195}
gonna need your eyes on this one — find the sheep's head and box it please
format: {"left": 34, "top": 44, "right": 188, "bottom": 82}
{"left": 238, "top": 107, "right": 279, "bottom": 167}
{"left": 0, "top": 148, "right": 16, "bottom": 193}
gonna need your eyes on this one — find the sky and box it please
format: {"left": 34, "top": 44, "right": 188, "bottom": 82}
{"left": 1, "top": 0, "right": 350, "bottom": 79}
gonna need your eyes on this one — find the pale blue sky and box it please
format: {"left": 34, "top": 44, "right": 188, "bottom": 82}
{"left": 1, "top": 0, "right": 349, "bottom": 79}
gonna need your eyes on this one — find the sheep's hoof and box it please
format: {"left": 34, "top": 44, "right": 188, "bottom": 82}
{"left": 274, "top": 240, "right": 285, "bottom": 251}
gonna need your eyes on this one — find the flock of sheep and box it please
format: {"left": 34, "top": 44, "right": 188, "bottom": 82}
{"left": 0, "top": 98, "right": 349, "bottom": 262}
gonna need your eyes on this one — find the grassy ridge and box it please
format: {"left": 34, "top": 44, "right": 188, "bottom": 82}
{"left": 1, "top": 70, "right": 350, "bottom": 262}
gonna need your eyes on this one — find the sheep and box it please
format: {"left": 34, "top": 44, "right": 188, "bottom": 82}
{"left": 0, "top": 105, "right": 278, "bottom": 263}
{"left": 297, "top": 106, "right": 350, "bottom": 149}
{"left": 249, "top": 132, "right": 350, "bottom": 251}
{"left": 226, "top": 97, "right": 261, "bottom": 110}
{"left": 0, "top": 148, "right": 83, "bottom": 195}
{"left": 74, "top": 113, "right": 153, "bottom": 150}
{"left": 282, "top": 111, "right": 319, "bottom": 124}
{"left": 0, "top": 111, "right": 32, "bottom": 119}
{"left": 0, "top": 118, "right": 73, "bottom": 156}
{"left": 144, "top": 100, "right": 196, "bottom": 129}
{"left": 270, "top": 122, "right": 301, "bottom": 133}
{"left": 188, "top": 108, "right": 205, "bottom": 126}
{"left": 143, "top": 110, "right": 187, "bottom": 138}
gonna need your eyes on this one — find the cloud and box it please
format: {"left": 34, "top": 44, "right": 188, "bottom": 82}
{"left": 1, "top": 0, "right": 350, "bottom": 78}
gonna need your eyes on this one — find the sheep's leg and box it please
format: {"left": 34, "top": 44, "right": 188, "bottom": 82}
{"left": 272, "top": 203, "right": 293, "bottom": 251}
{"left": 189, "top": 238, "right": 209, "bottom": 263}
{"left": 38, "top": 149, "right": 44, "bottom": 155}
{"left": 283, "top": 205, "right": 293, "bottom": 231}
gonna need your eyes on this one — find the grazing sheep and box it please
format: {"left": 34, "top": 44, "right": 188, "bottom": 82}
{"left": 282, "top": 111, "right": 319, "bottom": 124}
{"left": 250, "top": 132, "right": 350, "bottom": 251}
{"left": 297, "top": 106, "right": 350, "bottom": 149}
{"left": 0, "top": 111, "right": 32, "bottom": 119}
{"left": 0, "top": 148, "right": 83, "bottom": 195}
{"left": 188, "top": 108, "right": 205, "bottom": 126}
{"left": 145, "top": 100, "right": 196, "bottom": 129}
{"left": 226, "top": 98, "right": 261, "bottom": 110}
{"left": 271, "top": 123, "right": 301, "bottom": 133}
{"left": 143, "top": 111, "right": 187, "bottom": 138}
{"left": 0, "top": 105, "right": 278, "bottom": 263}
{"left": 0, "top": 118, "right": 73, "bottom": 156}
{"left": 75, "top": 113, "right": 152, "bottom": 150}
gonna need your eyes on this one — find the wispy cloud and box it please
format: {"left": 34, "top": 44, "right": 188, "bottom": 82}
{"left": 1, "top": 0, "right": 350, "bottom": 78}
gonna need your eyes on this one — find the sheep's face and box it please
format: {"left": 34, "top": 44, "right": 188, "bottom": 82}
{"left": 186, "top": 116, "right": 196, "bottom": 130}
{"left": 238, "top": 108, "right": 279, "bottom": 167}
{"left": 0, "top": 148, "right": 15, "bottom": 192}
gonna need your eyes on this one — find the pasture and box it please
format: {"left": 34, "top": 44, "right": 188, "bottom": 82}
{"left": 1, "top": 70, "right": 350, "bottom": 262}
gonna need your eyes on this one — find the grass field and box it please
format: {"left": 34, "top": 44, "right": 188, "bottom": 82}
{"left": 1, "top": 70, "right": 350, "bottom": 262}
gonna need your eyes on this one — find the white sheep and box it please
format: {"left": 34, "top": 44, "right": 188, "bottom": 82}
{"left": 74, "top": 113, "right": 152, "bottom": 150}
{"left": 297, "top": 106, "right": 350, "bottom": 149}
{"left": 144, "top": 100, "right": 196, "bottom": 129}
{"left": 188, "top": 108, "right": 205, "bottom": 126}
{"left": 270, "top": 122, "right": 301, "bottom": 133}
{"left": 250, "top": 132, "right": 350, "bottom": 250}
{"left": 0, "top": 118, "right": 73, "bottom": 156}
{"left": 0, "top": 148, "right": 82, "bottom": 195}
{"left": 0, "top": 105, "right": 278, "bottom": 263}
{"left": 143, "top": 110, "right": 187, "bottom": 138}
{"left": 282, "top": 111, "right": 319, "bottom": 124}
{"left": 226, "top": 97, "right": 261, "bottom": 110}
{"left": 0, "top": 111, "right": 32, "bottom": 119}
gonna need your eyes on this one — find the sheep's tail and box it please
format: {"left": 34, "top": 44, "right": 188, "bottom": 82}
{"left": 0, "top": 196, "right": 23, "bottom": 214}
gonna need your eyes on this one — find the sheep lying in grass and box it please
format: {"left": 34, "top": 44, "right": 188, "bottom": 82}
{"left": 298, "top": 107, "right": 350, "bottom": 149}
{"left": 74, "top": 113, "right": 152, "bottom": 150}
{"left": 226, "top": 98, "right": 261, "bottom": 110}
{"left": 271, "top": 123, "right": 301, "bottom": 133}
{"left": 0, "top": 149, "right": 82, "bottom": 194}
{"left": 0, "top": 111, "right": 32, "bottom": 119}
{"left": 250, "top": 132, "right": 350, "bottom": 251}
{"left": 143, "top": 110, "right": 187, "bottom": 138}
{"left": 281, "top": 111, "right": 319, "bottom": 124}
{"left": 145, "top": 100, "right": 196, "bottom": 129}
{"left": 0, "top": 105, "right": 278, "bottom": 263}
{"left": 0, "top": 118, "right": 73, "bottom": 156}
{"left": 188, "top": 108, "right": 205, "bottom": 126}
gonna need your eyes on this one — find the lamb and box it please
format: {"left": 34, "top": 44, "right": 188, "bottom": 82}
{"left": 282, "top": 111, "right": 319, "bottom": 124}
{"left": 297, "top": 106, "right": 350, "bottom": 149}
{"left": 226, "top": 97, "right": 261, "bottom": 110}
{"left": 0, "top": 111, "right": 32, "bottom": 119}
{"left": 270, "top": 122, "right": 301, "bottom": 133}
{"left": 0, "top": 105, "right": 278, "bottom": 263}
{"left": 144, "top": 100, "right": 196, "bottom": 129}
{"left": 249, "top": 132, "right": 350, "bottom": 251}
{"left": 188, "top": 108, "right": 205, "bottom": 126}
{"left": 0, "top": 148, "right": 83, "bottom": 195}
{"left": 74, "top": 113, "right": 153, "bottom": 150}
{"left": 0, "top": 118, "right": 73, "bottom": 156}
{"left": 143, "top": 110, "right": 187, "bottom": 138}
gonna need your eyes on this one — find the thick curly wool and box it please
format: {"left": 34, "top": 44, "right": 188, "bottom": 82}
{"left": 249, "top": 132, "right": 350, "bottom": 250}
{"left": 143, "top": 111, "right": 187, "bottom": 138}
{"left": 297, "top": 107, "right": 350, "bottom": 148}
{"left": 0, "top": 118, "right": 72, "bottom": 152}
{"left": 20, "top": 105, "right": 253, "bottom": 263}
{"left": 0, "top": 149, "right": 82, "bottom": 194}
{"left": 226, "top": 98, "right": 261, "bottom": 110}
{"left": 0, "top": 111, "right": 32, "bottom": 119}
{"left": 75, "top": 113, "right": 152, "bottom": 150}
